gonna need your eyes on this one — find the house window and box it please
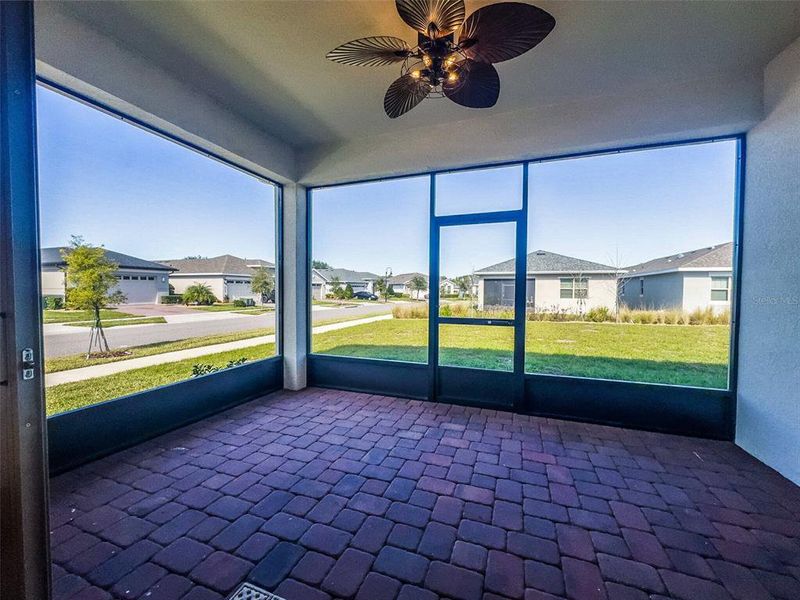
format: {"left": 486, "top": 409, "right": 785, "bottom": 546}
{"left": 711, "top": 276, "right": 729, "bottom": 301}
{"left": 640, "top": 278, "right": 644, "bottom": 296}
{"left": 560, "top": 277, "right": 588, "bottom": 299}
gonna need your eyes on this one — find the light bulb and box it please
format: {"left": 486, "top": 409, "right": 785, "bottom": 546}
{"left": 447, "top": 72, "right": 459, "bottom": 83}
{"left": 411, "top": 70, "right": 421, "bottom": 79}
{"left": 422, "top": 55, "right": 432, "bottom": 67}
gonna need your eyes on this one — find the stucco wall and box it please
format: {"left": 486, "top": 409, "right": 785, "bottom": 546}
{"left": 41, "top": 268, "right": 169, "bottom": 303}
{"left": 624, "top": 272, "right": 684, "bottom": 310}
{"left": 737, "top": 37, "right": 800, "bottom": 485}
{"left": 682, "top": 272, "right": 732, "bottom": 314}
{"left": 41, "top": 269, "right": 65, "bottom": 297}
{"left": 169, "top": 276, "right": 225, "bottom": 301}
{"left": 477, "top": 274, "right": 617, "bottom": 313}
{"left": 534, "top": 275, "right": 617, "bottom": 313}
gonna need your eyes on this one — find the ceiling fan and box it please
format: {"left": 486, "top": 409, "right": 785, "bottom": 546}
{"left": 326, "top": 0, "right": 555, "bottom": 118}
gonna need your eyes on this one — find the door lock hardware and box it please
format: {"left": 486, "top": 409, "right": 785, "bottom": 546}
{"left": 21, "top": 348, "right": 35, "bottom": 381}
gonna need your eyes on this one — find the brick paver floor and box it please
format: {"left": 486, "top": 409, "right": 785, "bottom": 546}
{"left": 49, "top": 387, "right": 800, "bottom": 600}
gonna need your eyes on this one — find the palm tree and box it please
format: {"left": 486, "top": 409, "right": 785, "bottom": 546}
{"left": 408, "top": 274, "right": 428, "bottom": 300}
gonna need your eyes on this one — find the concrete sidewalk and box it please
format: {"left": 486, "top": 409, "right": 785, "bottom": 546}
{"left": 45, "top": 314, "right": 392, "bottom": 387}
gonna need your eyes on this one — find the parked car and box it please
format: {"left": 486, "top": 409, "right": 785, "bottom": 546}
{"left": 353, "top": 291, "right": 378, "bottom": 300}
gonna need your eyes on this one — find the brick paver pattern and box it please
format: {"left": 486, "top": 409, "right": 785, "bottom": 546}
{"left": 49, "top": 388, "right": 800, "bottom": 600}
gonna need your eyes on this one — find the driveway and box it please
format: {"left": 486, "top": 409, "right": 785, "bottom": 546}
{"left": 44, "top": 301, "right": 408, "bottom": 358}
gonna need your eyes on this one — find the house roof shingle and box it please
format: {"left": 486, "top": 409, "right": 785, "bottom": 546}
{"left": 388, "top": 272, "right": 427, "bottom": 285}
{"left": 160, "top": 254, "right": 274, "bottom": 276}
{"left": 41, "top": 247, "right": 174, "bottom": 272}
{"left": 624, "top": 242, "right": 733, "bottom": 277}
{"left": 476, "top": 250, "right": 617, "bottom": 274}
{"left": 314, "top": 268, "right": 380, "bottom": 283}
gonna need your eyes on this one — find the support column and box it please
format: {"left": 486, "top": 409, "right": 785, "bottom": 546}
{"left": 1, "top": 1, "right": 52, "bottom": 597}
{"left": 282, "top": 183, "right": 308, "bottom": 390}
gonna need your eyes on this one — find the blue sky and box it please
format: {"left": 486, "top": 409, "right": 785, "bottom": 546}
{"left": 314, "top": 140, "right": 736, "bottom": 278}
{"left": 37, "top": 85, "right": 735, "bottom": 277}
{"left": 36, "top": 86, "right": 277, "bottom": 262}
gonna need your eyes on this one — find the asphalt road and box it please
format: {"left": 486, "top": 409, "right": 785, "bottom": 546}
{"left": 43, "top": 302, "right": 400, "bottom": 358}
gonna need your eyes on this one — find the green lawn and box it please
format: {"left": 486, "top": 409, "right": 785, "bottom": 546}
{"left": 63, "top": 317, "right": 167, "bottom": 328}
{"left": 313, "top": 318, "right": 730, "bottom": 388}
{"left": 43, "top": 309, "right": 135, "bottom": 324}
{"left": 46, "top": 343, "right": 276, "bottom": 415}
{"left": 46, "top": 327, "right": 275, "bottom": 373}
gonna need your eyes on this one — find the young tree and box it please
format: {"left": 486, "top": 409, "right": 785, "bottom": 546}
{"left": 182, "top": 283, "right": 218, "bottom": 306}
{"left": 329, "top": 276, "right": 343, "bottom": 299}
{"left": 374, "top": 276, "right": 389, "bottom": 302}
{"left": 607, "top": 248, "right": 630, "bottom": 322}
{"left": 62, "top": 236, "right": 127, "bottom": 357}
{"left": 343, "top": 283, "right": 355, "bottom": 299}
{"left": 251, "top": 266, "right": 275, "bottom": 304}
{"left": 453, "top": 274, "right": 473, "bottom": 299}
{"left": 408, "top": 274, "right": 428, "bottom": 300}
{"left": 312, "top": 260, "right": 332, "bottom": 269}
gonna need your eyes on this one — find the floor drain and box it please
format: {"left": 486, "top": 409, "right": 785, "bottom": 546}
{"left": 228, "top": 582, "right": 286, "bottom": 600}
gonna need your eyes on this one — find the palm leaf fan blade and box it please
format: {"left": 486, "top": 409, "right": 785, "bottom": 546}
{"left": 326, "top": 36, "right": 412, "bottom": 67}
{"left": 396, "top": 0, "right": 466, "bottom": 38}
{"left": 443, "top": 60, "right": 500, "bottom": 108}
{"left": 458, "top": 2, "right": 555, "bottom": 64}
{"left": 384, "top": 74, "right": 432, "bottom": 118}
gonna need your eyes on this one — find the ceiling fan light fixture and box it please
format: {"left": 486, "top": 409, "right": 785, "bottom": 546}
{"left": 327, "top": 0, "right": 556, "bottom": 118}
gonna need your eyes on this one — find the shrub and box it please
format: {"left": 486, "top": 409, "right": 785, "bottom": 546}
{"left": 392, "top": 304, "right": 429, "bottom": 319}
{"left": 191, "top": 357, "right": 247, "bottom": 377}
{"left": 160, "top": 294, "right": 183, "bottom": 305}
{"left": 586, "top": 306, "right": 612, "bottom": 322}
{"left": 232, "top": 299, "right": 247, "bottom": 308}
{"left": 182, "top": 283, "right": 218, "bottom": 306}
{"left": 43, "top": 295, "right": 64, "bottom": 310}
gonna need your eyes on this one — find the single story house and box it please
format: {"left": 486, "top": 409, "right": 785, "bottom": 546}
{"left": 41, "top": 247, "right": 174, "bottom": 304}
{"left": 389, "top": 272, "right": 429, "bottom": 299}
{"left": 474, "top": 250, "right": 619, "bottom": 313}
{"left": 312, "top": 268, "right": 378, "bottom": 299}
{"left": 621, "top": 242, "right": 733, "bottom": 313}
{"left": 440, "top": 278, "right": 459, "bottom": 296}
{"left": 161, "top": 254, "right": 275, "bottom": 303}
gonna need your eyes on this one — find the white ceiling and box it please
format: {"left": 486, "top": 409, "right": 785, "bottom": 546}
{"left": 45, "top": 0, "right": 800, "bottom": 152}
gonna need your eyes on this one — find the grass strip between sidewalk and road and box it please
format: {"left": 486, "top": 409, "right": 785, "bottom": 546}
{"left": 45, "top": 327, "right": 275, "bottom": 373}
{"left": 63, "top": 317, "right": 167, "bottom": 328}
{"left": 189, "top": 304, "right": 275, "bottom": 313}
{"left": 44, "top": 309, "right": 135, "bottom": 324}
